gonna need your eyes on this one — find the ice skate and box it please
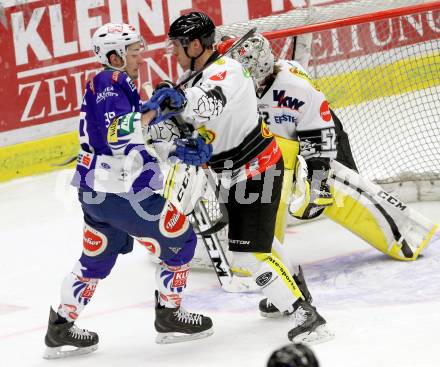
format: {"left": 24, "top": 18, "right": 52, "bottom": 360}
{"left": 154, "top": 291, "right": 213, "bottom": 344}
{"left": 43, "top": 307, "right": 99, "bottom": 359}
{"left": 287, "top": 300, "right": 334, "bottom": 345}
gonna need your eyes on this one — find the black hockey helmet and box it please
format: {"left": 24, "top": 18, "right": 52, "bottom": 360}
{"left": 168, "top": 11, "right": 216, "bottom": 47}
{"left": 267, "top": 344, "right": 319, "bottom": 367}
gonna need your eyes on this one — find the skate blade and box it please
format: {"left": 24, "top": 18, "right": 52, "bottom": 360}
{"left": 156, "top": 328, "right": 214, "bottom": 344}
{"left": 43, "top": 344, "right": 98, "bottom": 359}
{"left": 291, "top": 324, "right": 335, "bottom": 345}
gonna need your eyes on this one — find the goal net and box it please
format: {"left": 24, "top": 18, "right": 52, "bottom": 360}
{"left": 217, "top": 0, "right": 440, "bottom": 201}
{"left": 191, "top": 0, "right": 440, "bottom": 269}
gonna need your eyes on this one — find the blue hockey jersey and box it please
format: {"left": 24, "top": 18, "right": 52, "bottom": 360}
{"left": 72, "top": 69, "right": 162, "bottom": 193}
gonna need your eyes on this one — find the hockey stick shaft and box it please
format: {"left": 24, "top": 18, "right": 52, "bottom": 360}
{"left": 175, "top": 27, "right": 257, "bottom": 89}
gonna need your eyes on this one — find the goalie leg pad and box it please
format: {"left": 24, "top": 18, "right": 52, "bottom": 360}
{"left": 233, "top": 252, "right": 303, "bottom": 313}
{"left": 274, "top": 137, "right": 299, "bottom": 243}
{"left": 161, "top": 163, "right": 208, "bottom": 216}
{"left": 325, "top": 160, "right": 438, "bottom": 260}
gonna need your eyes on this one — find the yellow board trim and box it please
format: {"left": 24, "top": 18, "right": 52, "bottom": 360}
{"left": 0, "top": 132, "right": 79, "bottom": 182}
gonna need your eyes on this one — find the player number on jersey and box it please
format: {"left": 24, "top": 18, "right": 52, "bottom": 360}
{"left": 321, "top": 128, "right": 336, "bottom": 151}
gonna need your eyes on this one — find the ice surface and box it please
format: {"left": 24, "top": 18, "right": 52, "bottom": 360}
{"left": 1, "top": 170, "right": 439, "bottom": 367}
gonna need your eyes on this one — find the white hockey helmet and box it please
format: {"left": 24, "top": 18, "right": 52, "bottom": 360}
{"left": 231, "top": 33, "right": 275, "bottom": 87}
{"left": 92, "top": 23, "right": 144, "bottom": 68}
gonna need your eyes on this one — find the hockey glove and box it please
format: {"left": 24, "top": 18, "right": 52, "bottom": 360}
{"left": 141, "top": 87, "right": 186, "bottom": 125}
{"left": 173, "top": 137, "right": 213, "bottom": 166}
{"left": 289, "top": 155, "right": 334, "bottom": 220}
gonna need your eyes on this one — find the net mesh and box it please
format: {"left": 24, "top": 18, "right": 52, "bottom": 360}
{"left": 217, "top": 0, "right": 440, "bottom": 184}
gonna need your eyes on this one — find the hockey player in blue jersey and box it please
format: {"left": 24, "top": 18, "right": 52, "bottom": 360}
{"left": 43, "top": 23, "right": 213, "bottom": 359}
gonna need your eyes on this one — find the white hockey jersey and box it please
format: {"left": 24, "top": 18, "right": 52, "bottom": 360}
{"left": 178, "top": 54, "right": 277, "bottom": 174}
{"left": 257, "top": 59, "right": 337, "bottom": 160}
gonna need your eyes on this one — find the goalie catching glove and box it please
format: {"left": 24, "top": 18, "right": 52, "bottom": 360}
{"left": 289, "top": 155, "right": 334, "bottom": 220}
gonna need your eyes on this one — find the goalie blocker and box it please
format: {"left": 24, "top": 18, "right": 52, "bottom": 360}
{"left": 290, "top": 158, "right": 438, "bottom": 261}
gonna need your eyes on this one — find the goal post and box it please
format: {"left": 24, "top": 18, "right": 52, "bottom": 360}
{"left": 216, "top": 0, "right": 440, "bottom": 202}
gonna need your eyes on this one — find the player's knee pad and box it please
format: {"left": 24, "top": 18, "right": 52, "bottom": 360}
{"left": 155, "top": 261, "right": 190, "bottom": 307}
{"left": 58, "top": 261, "right": 100, "bottom": 321}
{"left": 78, "top": 253, "right": 117, "bottom": 279}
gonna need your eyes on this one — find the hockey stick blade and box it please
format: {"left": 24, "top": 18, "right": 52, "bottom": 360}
{"left": 175, "top": 27, "right": 257, "bottom": 89}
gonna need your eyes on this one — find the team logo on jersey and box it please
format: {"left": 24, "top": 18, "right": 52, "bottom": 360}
{"left": 159, "top": 202, "right": 189, "bottom": 238}
{"left": 209, "top": 70, "right": 227, "bottom": 81}
{"left": 214, "top": 58, "right": 226, "bottom": 65}
{"left": 274, "top": 114, "right": 296, "bottom": 124}
{"left": 96, "top": 86, "right": 118, "bottom": 103}
{"left": 273, "top": 90, "right": 305, "bottom": 110}
{"left": 119, "top": 113, "right": 137, "bottom": 135}
{"left": 261, "top": 121, "right": 273, "bottom": 138}
{"left": 111, "top": 71, "right": 120, "bottom": 83}
{"left": 289, "top": 67, "right": 321, "bottom": 91}
{"left": 320, "top": 100, "right": 332, "bottom": 122}
{"left": 83, "top": 224, "right": 108, "bottom": 257}
{"left": 137, "top": 237, "right": 161, "bottom": 257}
{"left": 77, "top": 152, "right": 92, "bottom": 168}
{"left": 197, "top": 126, "right": 216, "bottom": 144}
{"left": 126, "top": 77, "right": 137, "bottom": 92}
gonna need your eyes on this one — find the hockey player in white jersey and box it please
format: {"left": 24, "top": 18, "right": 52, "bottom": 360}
{"left": 150, "top": 12, "right": 333, "bottom": 344}
{"left": 229, "top": 33, "right": 438, "bottom": 316}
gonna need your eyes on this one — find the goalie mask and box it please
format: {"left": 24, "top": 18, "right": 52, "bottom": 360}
{"left": 92, "top": 23, "right": 145, "bottom": 69}
{"left": 231, "top": 34, "right": 275, "bottom": 88}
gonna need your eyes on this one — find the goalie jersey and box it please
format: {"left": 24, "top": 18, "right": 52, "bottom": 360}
{"left": 256, "top": 59, "right": 337, "bottom": 161}
{"left": 71, "top": 70, "right": 161, "bottom": 193}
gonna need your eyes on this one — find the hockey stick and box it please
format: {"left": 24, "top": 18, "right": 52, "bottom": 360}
{"left": 191, "top": 200, "right": 258, "bottom": 293}
{"left": 175, "top": 27, "right": 257, "bottom": 89}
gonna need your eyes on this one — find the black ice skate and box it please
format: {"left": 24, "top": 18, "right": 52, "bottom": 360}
{"left": 43, "top": 307, "right": 99, "bottom": 359}
{"left": 259, "top": 266, "right": 313, "bottom": 318}
{"left": 287, "top": 299, "right": 334, "bottom": 345}
{"left": 154, "top": 291, "right": 213, "bottom": 344}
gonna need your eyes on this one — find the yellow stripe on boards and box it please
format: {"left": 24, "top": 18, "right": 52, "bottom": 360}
{"left": 0, "top": 132, "right": 79, "bottom": 182}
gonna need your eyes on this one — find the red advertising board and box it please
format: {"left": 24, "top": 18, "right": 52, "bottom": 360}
{"left": 1, "top": 0, "right": 439, "bottom": 136}
{"left": 0, "top": 0, "right": 300, "bottom": 135}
